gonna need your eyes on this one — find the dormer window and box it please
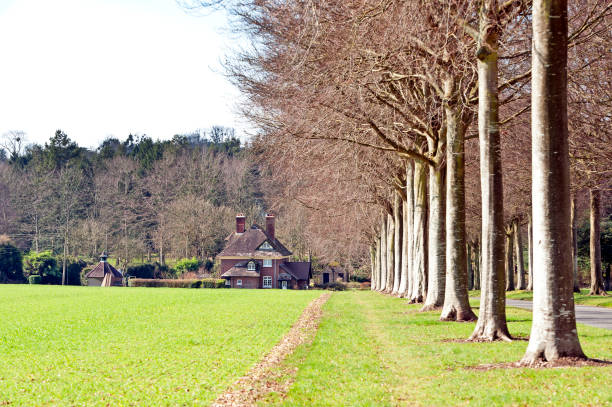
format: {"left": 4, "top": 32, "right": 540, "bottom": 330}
{"left": 247, "top": 261, "right": 256, "bottom": 271}
{"left": 259, "top": 241, "right": 273, "bottom": 250}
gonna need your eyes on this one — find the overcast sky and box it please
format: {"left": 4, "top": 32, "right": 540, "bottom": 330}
{"left": 0, "top": 0, "right": 248, "bottom": 149}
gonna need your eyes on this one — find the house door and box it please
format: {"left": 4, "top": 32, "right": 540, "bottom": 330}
{"left": 323, "top": 273, "right": 329, "bottom": 284}
{"left": 282, "top": 281, "right": 287, "bottom": 289}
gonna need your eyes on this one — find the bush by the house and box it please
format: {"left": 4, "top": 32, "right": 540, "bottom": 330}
{"left": 314, "top": 281, "right": 347, "bottom": 291}
{"left": 64, "top": 258, "right": 87, "bottom": 285}
{"left": 174, "top": 257, "right": 201, "bottom": 275}
{"left": 125, "top": 264, "right": 155, "bottom": 279}
{"left": 28, "top": 275, "right": 42, "bottom": 284}
{"left": 0, "top": 237, "right": 24, "bottom": 282}
{"left": 128, "top": 278, "right": 226, "bottom": 288}
{"left": 23, "top": 251, "right": 61, "bottom": 284}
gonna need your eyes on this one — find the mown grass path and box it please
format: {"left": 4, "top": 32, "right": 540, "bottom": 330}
{"left": 0, "top": 285, "right": 320, "bottom": 406}
{"left": 272, "top": 291, "right": 612, "bottom": 406}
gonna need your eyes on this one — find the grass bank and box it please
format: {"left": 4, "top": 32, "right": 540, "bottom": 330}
{"left": 0, "top": 285, "right": 320, "bottom": 406}
{"left": 469, "top": 289, "right": 612, "bottom": 308}
{"left": 268, "top": 291, "right": 612, "bottom": 406}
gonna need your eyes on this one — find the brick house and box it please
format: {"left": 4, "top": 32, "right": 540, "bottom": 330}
{"left": 320, "top": 265, "right": 348, "bottom": 284}
{"left": 218, "top": 214, "right": 311, "bottom": 289}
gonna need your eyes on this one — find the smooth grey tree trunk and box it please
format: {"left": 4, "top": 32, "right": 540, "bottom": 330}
{"left": 440, "top": 102, "right": 476, "bottom": 322}
{"left": 467, "top": 243, "right": 474, "bottom": 290}
{"left": 588, "top": 189, "right": 606, "bottom": 295}
{"left": 376, "top": 236, "right": 382, "bottom": 291}
{"left": 571, "top": 196, "right": 580, "bottom": 292}
{"left": 409, "top": 161, "right": 427, "bottom": 303}
{"left": 527, "top": 215, "right": 533, "bottom": 291}
{"left": 473, "top": 239, "right": 481, "bottom": 291}
{"left": 386, "top": 213, "right": 395, "bottom": 293}
{"left": 505, "top": 226, "right": 515, "bottom": 291}
{"left": 522, "top": 0, "right": 585, "bottom": 363}
{"left": 392, "top": 192, "right": 402, "bottom": 295}
{"left": 422, "top": 164, "right": 445, "bottom": 310}
{"left": 370, "top": 244, "right": 377, "bottom": 291}
{"left": 379, "top": 216, "right": 387, "bottom": 291}
{"left": 514, "top": 219, "right": 526, "bottom": 289}
{"left": 470, "top": 0, "right": 509, "bottom": 337}
{"left": 400, "top": 161, "right": 414, "bottom": 297}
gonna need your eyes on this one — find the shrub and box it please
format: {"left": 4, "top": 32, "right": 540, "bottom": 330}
{"left": 314, "top": 282, "right": 347, "bottom": 291}
{"left": 23, "top": 251, "right": 60, "bottom": 284}
{"left": 128, "top": 278, "right": 226, "bottom": 288}
{"left": 28, "top": 275, "right": 42, "bottom": 284}
{"left": 174, "top": 257, "right": 201, "bottom": 275}
{"left": 64, "top": 259, "right": 87, "bottom": 285}
{"left": 0, "top": 240, "right": 24, "bottom": 282}
{"left": 125, "top": 264, "right": 155, "bottom": 279}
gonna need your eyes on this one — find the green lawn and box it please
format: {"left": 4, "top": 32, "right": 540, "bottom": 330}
{"left": 267, "top": 291, "right": 612, "bottom": 406}
{"left": 0, "top": 285, "right": 320, "bottom": 406}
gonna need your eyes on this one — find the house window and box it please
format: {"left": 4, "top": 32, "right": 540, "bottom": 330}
{"left": 263, "top": 276, "right": 272, "bottom": 288}
{"left": 225, "top": 279, "right": 230, "bottom": 286}
{"left": 263, "top": 259, "right": 272, "bottom": 267}
{"left": 259, "top": 241, "right": 273, "bottom": 250}
{"left": 247, "top": 261, "right": 256, "bottom": 271}
{"left": 237, "top": 279, "right": 242, "bottom": 286}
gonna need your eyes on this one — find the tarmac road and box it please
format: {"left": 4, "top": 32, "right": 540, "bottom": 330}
{"left": 506, "top": 299, "right": 612, "bottom": 330}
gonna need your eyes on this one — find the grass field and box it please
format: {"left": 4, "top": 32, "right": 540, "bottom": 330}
{"left": 2, "top": 287, "right": 611, "bottom": 406}
{"left": 265, "top": 291, "right": 612, "bottom": 406}
{"left": 0, "top": 285, "right": 320, "bottom": 406}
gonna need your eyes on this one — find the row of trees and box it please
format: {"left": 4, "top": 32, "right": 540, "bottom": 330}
{"left": 198, "top": 0, "right": 611, "bottom": 364}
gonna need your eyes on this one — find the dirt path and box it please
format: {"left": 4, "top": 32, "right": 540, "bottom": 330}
{"left": 211, "top": 292, "right": 331, "bottom": 407}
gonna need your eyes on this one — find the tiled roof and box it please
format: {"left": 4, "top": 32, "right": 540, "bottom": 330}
{"left": 221, "top": 260, "right": 261, "bottom": 278}
{"left": 85, "top": 261, "right": 123, "bottom": 279}
{"left": 279, "top": 262, "right": 311, "bottom": 281}
{"left": 217, "top": 225, "right": 292, "bottom": 258}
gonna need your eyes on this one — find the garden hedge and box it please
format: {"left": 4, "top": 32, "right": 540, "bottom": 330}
{"left": 128, "top": 278, "right": 226, "bottom": 288}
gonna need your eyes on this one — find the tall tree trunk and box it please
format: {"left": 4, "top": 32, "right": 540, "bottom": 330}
{"left": 505, "top": 226, "right": 515, "bottom": 291}
{"left": 62, "top": 227, "right": 68, "bottom": 286}
{"left": 514, "top": 218, "right": 526, "bottom": 289}
{"left": 409, "top": 161, "right": 427, "bottom": 303}
{"left": 440, "top": 101, "right": 476, "bottom": 322}
{"left": 386, "top": 213, "right": 395, "bottom": 293}
{"left": 392, "top": 192, "right": 402, "bottom": 295}
{"left": 370, "top": 244, "right": 376, "bottom": 291}
{"left": 375, "top": 236, "right": 382, "bottom": 291}
{"left": 421, "top": 163, "right": 445, "bottom": 311}
{"left": 571, "top": 195, "right": 580, "bottom": 292}
{"left": 399, "top": 161, "right": 414, "bottom": 297}
{"left": 527, "top": 214, "right": 534, "bottom": 291}
{"left": 522, "top": 0, "right": 585, "bottom": 363}
{"left": 467, "top": 243, "right": 474, "bottom": 290}
{"left": 379, "top": 215, "right": 387, "bottom": 292}
{"left": 470, "top": 0, "right": 509, "bottom": 337}
{"left": 588, "top": 189, "right": 606, "bottom": 295}
{"left": 473, "top": 239, "right": 481, "bottom": 291}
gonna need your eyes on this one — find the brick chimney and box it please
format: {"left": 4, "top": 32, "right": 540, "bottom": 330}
{"left": 236, "top": 214, "right": 246, "bottom": 234}
{"left": 265, "top": 213, "right": 275, "bottom": 240}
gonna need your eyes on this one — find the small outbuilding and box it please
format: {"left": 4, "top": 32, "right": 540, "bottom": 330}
{"left": 85, "top": 252, "right": 123, "bottom": 287}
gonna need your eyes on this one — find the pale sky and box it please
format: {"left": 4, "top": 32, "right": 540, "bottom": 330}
{"left": 0, "top": 0, "right": 249, "bottom": 149}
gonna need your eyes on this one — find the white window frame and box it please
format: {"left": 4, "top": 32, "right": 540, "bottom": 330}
{"left": 247, "top": 261, "right": 256, "bottom": 271}
{"left": 263, "top": 259, "right": 272, "bottom": 268}
{"left": 225, "top": 279, "right": 230, "bottom": 286}
{"left": 237, "top": 279, "right": 242, "bottom": 286}
{"left": 263, "top": 276, "right": 272, "bottom": 288}
{"left": 259, "top": 241, "right": 273, "bottom": 250}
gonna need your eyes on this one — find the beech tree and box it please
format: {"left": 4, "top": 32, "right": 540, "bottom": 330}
{"left": 522, "top": 0, "right": 585, "bottom": 363}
